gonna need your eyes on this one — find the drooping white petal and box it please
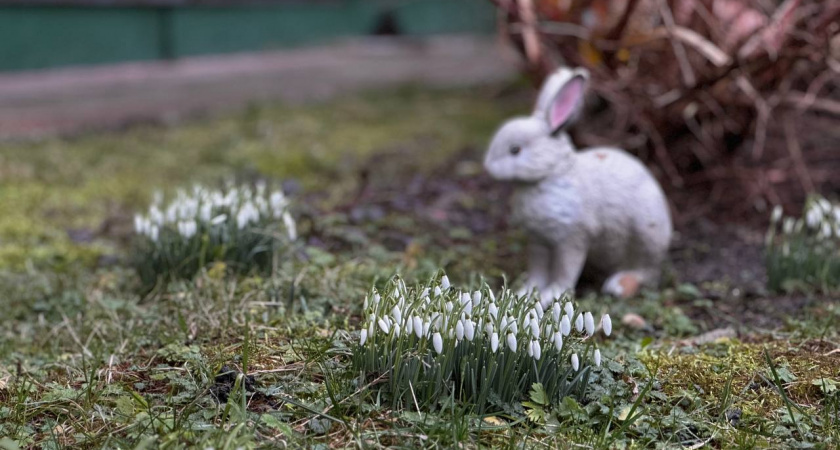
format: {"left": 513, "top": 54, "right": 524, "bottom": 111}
{"left": 602, "top": 314, "right": 612, "bottom": 337}
{"left": 552, "top": 302, "right": 562, "bottom": 322}
{"left": 413, "top": 316, "right": 424, "bottom": 339}
{"left": 564, "top": 301, "right": 574, "bottom": 318}
{"left": 434, "top": 286, "right": 442, "bottom": 297}
{"left": 359, "top": 329, "right": 368, "bottom": 346}
{"left": 560, "top": 315, "right": 571, "bottom": 336}
{"left": 584, "top": 312, "right": 595, "bottom": 336}
{"left": 571, "top": 353, "right": 580, "bottom": 371}
{"left": 575, "top": 314, "right": 584, "bottom": 333}
{"left": 391, "top": 305, "right": 402, "bottom": 324}
{"left": 491, "top": 332, "right": 499, "bottom": 352}
{"left": 472, "top": 291, "right": 482, "bottom": 305}
{"left": 455, "top": 320, "right": 465, "bottom": 341}
{"left": 553, "top": 332, "right": 563, "bottom": 351}
{"left": 441, "top": 276, "right": 451, "bottom": 290}
{"left": 594, "top": 349, "right": 602, "bottom": 367}
{"left": 433, "top": 333, "right": 443, "bottom": 354}
{"left": 488, "top": 303, "right": 498, "bottom": 318}
{"left": 464, "top": 320, "right": 475, "bottom": 341}
{"left": 532, "top": 340, "right": 542, "bottom": 360}
{"left": 378, "top": 318, "right": 390, "bottom": 334}
{"left": 530, "top": 317, "right": 540, "bottom": 339}
{"left": 506, "top": 333, "right": 517, "bottom": 352}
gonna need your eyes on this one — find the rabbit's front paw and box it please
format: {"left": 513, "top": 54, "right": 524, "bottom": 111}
{"left": 602, "top": 272, "right": 641, "bottom": 298}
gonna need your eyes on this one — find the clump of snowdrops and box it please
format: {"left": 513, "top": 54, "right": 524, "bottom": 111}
{"left": 766, "top": 195, "right": 840, "bottom": 294}
{"left": 132, "top": 182, "right": 297, "bottom": 288}
{"left": 353, "top": 273, "right": 612, "bottom": 413}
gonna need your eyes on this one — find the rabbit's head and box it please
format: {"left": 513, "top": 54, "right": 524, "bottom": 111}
{"left": 484, "top": 67, "right": 588, "bottom": 182}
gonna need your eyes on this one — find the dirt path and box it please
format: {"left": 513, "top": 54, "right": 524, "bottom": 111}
{"left": 0, "top": 36, "right": 518, "bottom": 140}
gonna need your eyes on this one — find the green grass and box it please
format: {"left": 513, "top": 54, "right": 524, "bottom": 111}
{"left": 0, "top": 85, "right": 838, "bottom": 449}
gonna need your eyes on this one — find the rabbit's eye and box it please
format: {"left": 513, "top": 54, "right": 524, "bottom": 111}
{"left": 509, "top": 146, "right": 522, "bottom": 156}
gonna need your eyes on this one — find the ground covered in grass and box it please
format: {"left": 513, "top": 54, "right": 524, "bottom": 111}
{"left": 0, "top": 85, "right": 837, "bottom": 449}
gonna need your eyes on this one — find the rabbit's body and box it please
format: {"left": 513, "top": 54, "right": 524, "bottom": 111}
{"left": 484, "top": 67, "right": 672, "bottom": 299}
{"left": 513, "top": 147, "right": 671, "bottom": 279}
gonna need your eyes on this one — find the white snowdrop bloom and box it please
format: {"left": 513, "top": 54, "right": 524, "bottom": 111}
{"left": 500, "top": 316, "right": 508, "bottom": 331}
{"left": 149, "top": 225, "right": 160, "bottom": 242}
{"left": 134, "top": 215, "right": 145, "bottom": 234}
{"left": 584, "top": 312, "right": 595, "bottom": 336}
{"left": 464, "top": 320, "right": 475, "bottom": 341}
{"left": 488, "top": 289, "right": 496, "bottom": 302}
{"left": 509, "top": 319, "right": 518, "bottom": 335}
{"left": 534, "top": 301, "right": 544, "bottom": 318}
{"left": 821, "top": 221, "right": 832, "bottom": 239}
{"left": 527, "top": 340, "right": 534, "bottom": 357}
{"left": 378, "top": 318, "right": 390, "bottom": 334}
{"left": 544, "top": 323, "right": 553, "bottom": 339}
{"left": 391, "top": 305, "right": 402, "bottom": 324}
{"left": 464, "top": 302, "right": 473, "bottom": 316}
{"left": 445, "top": 302, "right": 453, "bottom": 313}
{"left": 484, "top": 322, "right": 494, "bottom": 337}
{"left": 413, "top": 317, "right": 424, "bottom": 338}
{"left": 594, "top": 349, "right": 602, "bottom": 367}
{"left": 432, "top": 332, "right": 443, "bottom": 354}
{"left": 282, "top": 212, "right": 297, "bottom": 240}
{"left": 441, "top": 276, "right": 451, "bottom": 290}
{"left": 771, "top": 205, "right": 783, "bottom": 223}
{"left": 393, "top": 324, "right": 401, "bottom": 337}
{"left": 491, "top": 332, "right": 499, "bottom": 352}
{"left": 571, "top": 354, "right": 580, "bottom": 371}
{"left": 553, "top": 332, "right": 563, "bottom": 351}
{"left": 472, "top": 291, "right": 482, "bottom": 305}
{"left": 530, "top": 317, "right": 540, "bottom": 339}
{"left": 423, "top": 320, "right": 431, "bottom": 337}
{"left": 149, "top": 206, "right": 164, "bottom": 225}
{"left": 552, "top": 302, "right": 562, "bottom": 322}
{"left": 506, "top": 333, "right": 517, "bottom": 352}
{"left": 405, "top": 317, "right": 413, "bottom": 335}
{"left": 460, "top": 292, "right": 470, "bottom": 305}
{"left": 818, "top": 198, "right": 832, "bottom": 213}
{"left": 166, "top": 205, "right": 178, "bottom": 223}
{"left": 601, "top": 314, "right": 612, "bottom": 337}
{"left": 455, "top": 320, "right": 465, "bottom": 341}
{"left": 560, "top": 315, "right": 571, "bottom": 336}
{"left": 488, "top": 303, "right": 498, "bottom": 318}
{"left": 367, "top": 322, "right": 374, "bottom": 338}
{"left": 210, "top": 214, "right": 227, "bottom": 225}
{"left": 420, "top": 288, "right": 429, "bottom": 298}
{"left": 804, "top": 209, "right": 820, "bottom": 229}
{"left": 575, "top": 314, "right": 584, "bottom": 333}
{"left": 532, "top": 340, "right": 542, "bottom": 360}
{"left": 359, "top": 329, "right": 368, "bottom": 346}
{"left": 434, "top": 286, "right": 442, "bottom": 297}
{"left": 564, "top": 301, "right": 574, "bottom": 318}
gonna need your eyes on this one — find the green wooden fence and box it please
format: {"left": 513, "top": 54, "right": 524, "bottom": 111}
{"left": 0, "top": 0, "right": 496, "bottom": 72}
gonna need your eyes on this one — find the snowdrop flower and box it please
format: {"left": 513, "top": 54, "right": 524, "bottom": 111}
{"left": 434, "top": 286, "right": 442, "bottom": 297}
{"left": 433, "top": 333, "right": 443, "bottom": 354}
{"left": 359, "top": 329, "right": 368, "bottom": 346}
{"left": 771, "top": 205, "right": 782, "bottom": 223}
{"left": 393, "top": 324, "right": 401, "bottom": 337}
{"left": 601, "top": 314, "right": 612, "bottom": 337}
{"left": 553, "top": 332, "right": 563, "bottom": 351}
{"left": 506, "top": 333, "right": 517, "bottom": 352}
{"left": 464, "top": 320, "right": 475, "bottom": 341}
{"left": 282, "top": 212, "right": 297, "bottom": 240}
{"left": 820, "top": 221, "right": 832, "bottom": 240}
{"left": 571, "top": 353, "right": 580, "bottom": 371}
{"left": 534, "top": 302, "right": 544, "bottom": 318}
{"left": 575, "top": 314, "right": 584, "bottom": 333}
{"left": 564, "top": 301, "right": 574, "bottom": 318}
{"left": 134, "top": 215, "right": 145, "bottom": 234}
{"left": 441, "top": 276, "right": 451, "bottom": 290}
{"left": 560, "top": 315, "right": 571, "bottom": 336}
{"left": 378, "top": 318, "right": 390, "bottom": 334}
{"left": 455, "top": 320, "right": 465, "bottom": 341}
{"left": 210, "top": 214, "right": 227, "bottom": 225}
{"left": 488, "top": 303, "right": 498, "bottom": 318}
{"left": 149, "top": 225, "right": 159, "bottom": 242}
{"left": 594, "top": 349, "right": 601, "bottom": 367}
{"left": 818, "top": 198, "right": 832, "bottom": 213}
{"left": 584, "top": 312, "right": 595, "bottom": 336}
{"left": 391, "top": 305, "right": 402, "bottom": 324}
{"left": 552, "top": 302, "right": 562, "bottom": 322}
{"left": 472, "top": 291, "right": 482, "bottom": 305}
{"left": 413, "top": 317, "right": 423, "bottom": 339}
{"left": 531, "top": 340, "right": 541, "bottom": 360}
{"left": 805, "top": 209, "right": 821, "bottom": 229}
{"left": 488, "top": 289, "right": 496, "bottom": 302}
{"left": 423, "top": 321, "right": 431, "bottom": 337}
{"left": 491, "top": 332, "right": 499, "bottom": 352}
{"left": 530, "top": 317, "right": 540, "bottom": 339}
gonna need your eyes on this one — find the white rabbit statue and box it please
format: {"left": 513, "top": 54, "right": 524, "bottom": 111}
{"left": 484, "top": 67, "right": 672, "bottom": 300}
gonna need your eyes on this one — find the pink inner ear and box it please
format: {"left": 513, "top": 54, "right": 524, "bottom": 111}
{"left": 549, "top": 77, "right": 584, "bottom": 132}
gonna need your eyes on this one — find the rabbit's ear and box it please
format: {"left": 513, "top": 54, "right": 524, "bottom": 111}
{"left": 546, "top": 74, "right": 586, "bottom": 135}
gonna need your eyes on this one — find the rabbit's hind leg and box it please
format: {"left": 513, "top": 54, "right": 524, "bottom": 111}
{"left": 601, "top": 268, "right": 660, "bottom": 299}
{"left": 517, "top": 241, "right": 552, "bottom": 297}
